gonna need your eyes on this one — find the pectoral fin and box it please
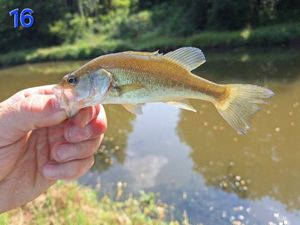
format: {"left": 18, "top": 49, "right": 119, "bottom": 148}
{"left": 165, "top": 99, "right": 196, "bottom": 112}
{"left": 122, "top": 104, "right": 144, "bottom": 115}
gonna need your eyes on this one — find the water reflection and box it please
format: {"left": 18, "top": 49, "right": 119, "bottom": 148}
{"left": 177, "top": 81, "right": 300, "bottom": 211}
{"left": 199, "top": 49, "right": 300, "bottom": 83}
{"left": 93, "top": 105, "right": 135, "bottom": 172}
{"left": 124, "top": 155, "right": 168, "bottom": 189}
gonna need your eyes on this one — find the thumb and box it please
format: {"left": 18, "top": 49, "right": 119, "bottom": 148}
{"left": 0, "top": 94, "right": 67, "bottom": 145}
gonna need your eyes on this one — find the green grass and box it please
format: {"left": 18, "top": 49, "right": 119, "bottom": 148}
{"left": 0, "top": 22, "right": 299, "bottom": 67}
{"left": 0, "top": 182, "right": 183, "bottom": 225}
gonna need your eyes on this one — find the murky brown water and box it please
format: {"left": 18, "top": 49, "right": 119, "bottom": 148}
{"left": 0, "top": 49, "right": 299, "bottom": 224}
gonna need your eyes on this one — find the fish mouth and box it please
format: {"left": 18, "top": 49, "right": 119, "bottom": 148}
{"left": 53, "top": 85, "right": 82, "bottom": 117}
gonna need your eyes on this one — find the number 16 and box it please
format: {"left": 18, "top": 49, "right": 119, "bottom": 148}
{"left": 9, "top": 8, "right": 34, "bottom": 28}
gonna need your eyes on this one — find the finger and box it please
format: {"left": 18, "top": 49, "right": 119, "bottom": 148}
{"left": 72, "top": 105, "right": 100, "bottom": 128}
{"left": 43, "top": 156, "right": 94, "bottom": 180}
{"left": 6, "top": 85, "right": 56, "bottom": 103}
{"left": 0, "top": 94, "right": 66, "bottom": 145}
{"left": 52, "top": 135, "right": 103, "bottom": 162}
{"left": 64, "top": 105, "right": 107, "bottom": 143}
{"left": 20, "top": 85, "right": 56, "bottom": 97}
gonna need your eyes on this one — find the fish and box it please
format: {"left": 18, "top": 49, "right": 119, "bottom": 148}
{"left": 54, "top": 47, "right": 274, "bottom": 134}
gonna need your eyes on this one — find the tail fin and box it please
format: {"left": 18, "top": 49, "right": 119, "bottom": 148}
{"left": 214, "top": 84, "right": 274, "bottom": 135}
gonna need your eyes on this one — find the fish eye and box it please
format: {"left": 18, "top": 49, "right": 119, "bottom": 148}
{"left": 67, "top": 75, "right": 78, "bottom": 86}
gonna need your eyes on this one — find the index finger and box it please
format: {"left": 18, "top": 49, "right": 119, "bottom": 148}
{"left": 20, "top": 85, "right": 56, "bottom": 97}
{"left": 7, "top": 85, "right": 56, "bottom": 103}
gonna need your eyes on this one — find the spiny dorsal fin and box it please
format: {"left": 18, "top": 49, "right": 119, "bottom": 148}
{"left": 122, "top": 104, "right": 144, "bottom": 115}
{"left": 163, "top": 47, "right": 206, "bottom": 71}
{"left": 124, "top": 51, "right": 162, "bottom": 57}
{"left": 165, "top": 99, "right": 196, "bottom": 112}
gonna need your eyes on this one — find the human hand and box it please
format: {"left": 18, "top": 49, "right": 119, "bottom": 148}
{"left": 0, "top": 85, "right": 106, "bottom": 212}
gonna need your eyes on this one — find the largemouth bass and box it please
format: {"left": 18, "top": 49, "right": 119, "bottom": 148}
{"left": 54, "top": 47, "right": 274, "bottom": 134}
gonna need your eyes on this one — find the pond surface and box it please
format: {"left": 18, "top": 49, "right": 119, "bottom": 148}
{"left": 0, "top": 49, "right": 299, "bottom": 225}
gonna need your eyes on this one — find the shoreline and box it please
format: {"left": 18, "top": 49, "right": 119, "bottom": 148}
{"left": 1, "top": 23, "right": 299, "bottom": 68}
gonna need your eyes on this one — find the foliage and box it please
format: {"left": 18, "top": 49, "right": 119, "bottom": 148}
{"left": 137, "top": 0, "right": 300, "bottom": 31}
{"left": 115, "top": 10, "right": 152, "bottom": 38}
{"left": 49, "top": 13, "right": 94, "bottom": 43}
{"left": 149, "top": 3, "right": 196, "bottom": 36}
{"left": 206, "top": 0, "right": 251, "bottom": 30}
{"left": 0, "top": 0, "right": 69, "bottom": 52}
{"left": 1, "top": 0, "right": 299, "bottom": 53}
{"left": 0, "top": 182, "right": 180, "bottom": 225}
{"left": 1, "top": 22, "right": 299, "bottom": 67}
{"left": 185, "top": 23, "right": 300, "bottom": 48}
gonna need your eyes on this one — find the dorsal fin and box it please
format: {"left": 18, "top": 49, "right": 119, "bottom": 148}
{"left": 124, "top": 50, "right": 162, "bottom": 57}
{"left": 163, "top": 47, "right": 206, "bottom": 71}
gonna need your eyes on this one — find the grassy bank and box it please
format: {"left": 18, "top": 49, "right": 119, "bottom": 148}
{"left": 0, "top": 23, "right": 299, "bottom": 68}
{"left": 0, "top": 182, "right": 184, "bottom": 225}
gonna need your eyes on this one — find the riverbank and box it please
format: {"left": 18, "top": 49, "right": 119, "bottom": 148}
{"left": 0, "top": 23, "right": 299, "bottom": 67}
{"left": 0, "top": 182, "right": 183, "bottom": 225}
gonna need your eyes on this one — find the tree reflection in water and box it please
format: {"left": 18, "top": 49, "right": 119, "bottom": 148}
{"left": 177, "top": 54, "right": 300, "bottom": 210}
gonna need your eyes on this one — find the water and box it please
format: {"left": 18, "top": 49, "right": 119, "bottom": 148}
{"left": 0, "top": 49, "right": 299, "bottom": 225}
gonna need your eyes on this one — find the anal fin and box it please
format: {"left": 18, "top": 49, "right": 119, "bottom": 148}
{"left": 165, "top": 99, "right": 196, "bottom": 112}
{"left": 122, "top": 104, "right": 144, "bottom": 115}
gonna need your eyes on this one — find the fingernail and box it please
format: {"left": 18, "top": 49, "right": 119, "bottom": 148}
{"left": 56, "top": 146, "right": 66, "bottom": 161}
{"left": 74, "top": 117, "right": 88, "bottom": 128}
{"left": 81, "top": 117, "right": 90, "bottom": 128}
{"left": 67, "top": 125, "right": 92, "bottom": 142}
{"left": 56, "top": 144, "right": 70, "bottom": 161}
{"left": 43, "top": 164, "right": 58, "bottom": 179}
